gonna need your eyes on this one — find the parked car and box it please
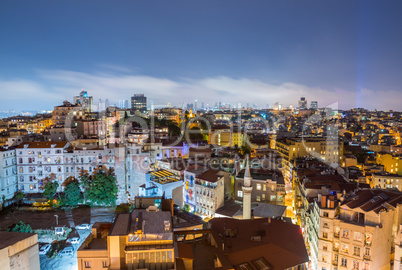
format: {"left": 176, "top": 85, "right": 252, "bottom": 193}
{"left": 39, "top": 244, "right": 51, "bottom": 255}
{"left": 66, "top": 237, "right": 80, "bottom": 245}
{"left": 76, "top": 224, "right": 90, "bottom": 230}
{"left": 59, "top": 247, "right": 74, "bottom": 257}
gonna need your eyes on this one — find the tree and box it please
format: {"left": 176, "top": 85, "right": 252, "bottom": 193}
{"left": 43, "top": 181, "right": 59, "bottom": 200}
{"left": 62, "top": 177, "right": 83, "bottom": 207}
{"left": 7, "top": 221, "right": 33, "bottom": 233}
{"left": 80, "top": 168, "right": 118, "bottom": 206}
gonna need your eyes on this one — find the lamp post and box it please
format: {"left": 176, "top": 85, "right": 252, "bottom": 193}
{"left": 54, "top": 214, "right": 58, "bottom": 226}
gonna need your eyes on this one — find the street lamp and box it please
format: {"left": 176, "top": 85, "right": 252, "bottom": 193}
{"left": 54, "top": 214, "right": 58, "bottom": 225}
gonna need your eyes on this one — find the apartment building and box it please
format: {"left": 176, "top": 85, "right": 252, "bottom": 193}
{"left": 16, "top": 142, "right": 70, "bottom": 193}
{"left": 183, "top": 164, "right": 207, "bottom": 213}
{"left": 0, "top": 232, "right": 40, "bottom": 270}
{"left": 52, "top": 100, "right": 84, "bottom": 126}
{"left": 15, "top": 141, "right": 149, "bottom": 203}
{"left": 369, "top": 172, "right": 402, "bottom": 190}
{"left": 316, "top": 189, "right": 402, "bottom": 270}
{"left": 77, "top": 208, "right": 174, "bottom": 270}
{"left": 376, "top": 153, "right": 402, "bottom": 176}
{"left": 194, "top": 168, "right": 225, "bottom": 217}
{"left": 0, "top": 146, "right": 17, "bottom": 202}
{"left": 234, "top": 168, "right": 286, "bottom": 205}
{"left": 276, "top": 137, "right": 343, "bottom": 181}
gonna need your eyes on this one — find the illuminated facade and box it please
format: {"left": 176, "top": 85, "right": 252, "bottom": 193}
{"left": 131, "top": 94, "right": 147, "bottom": 112}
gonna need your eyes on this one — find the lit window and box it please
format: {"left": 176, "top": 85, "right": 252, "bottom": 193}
{"left": 256, "top": 184, "right": 261, "bottom": 190}
{"left": 237, "top": 190, "right": 243, "bottom": 197}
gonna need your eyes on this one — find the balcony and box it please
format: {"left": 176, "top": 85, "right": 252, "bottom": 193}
{"left": 334, "top": 232, "right": 340, "bottom": 238}
{"left": 333, "top": 247, "right": 339, "bottom": 252}
{"left": 332, "top": 260, "right": 338, "bottom": 266}
{"left": 364, "top": 241, "right": 372, "bottom": 247}
{"left": 363, "top": 255, "right": 371, "bottom": 261}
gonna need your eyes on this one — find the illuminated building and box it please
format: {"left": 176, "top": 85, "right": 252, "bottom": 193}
{"left": 311, "top": 101, "right": 318, "bottom": 109}
{"left": 131, "top": 94, "right": 147, "bottom": 112}
{"left": 73, "top": 90, "right": 93, "bottom": 112}
{"left": 77, "top": 208, "right": 175, "bottom": 270}
{"left": 298, "top": 97, "right": 308, "bottom": 109}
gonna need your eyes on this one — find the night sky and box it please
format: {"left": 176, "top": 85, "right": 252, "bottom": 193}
{"left": 1, "top": 0, "right": 402, "bottom": 111}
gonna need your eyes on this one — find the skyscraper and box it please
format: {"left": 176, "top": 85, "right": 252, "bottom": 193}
{"left": 298, "top": 97, "right": 307, "bottom": 109}
{"left": 131, "top": 94, "right": 147, "bottom": 112}
{"left": 73, "top": 90, "right": 93, "bottom": 112}
{"left": 311, "top": 101, "right": 318, "bottom": 109}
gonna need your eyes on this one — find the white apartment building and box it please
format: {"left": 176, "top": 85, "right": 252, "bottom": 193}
{"left": 315, "top": 189, "right": 402, "bottom": 270}
{"left": 15, "top": 141, "right": 150, "bottom": 204}
{"left": 369, "top": 172, "right": 402, "bottom": 190}
{"left": 0, "top": 146, "right": 17, "bottom": 202}
{"left": 16, "top": 142, "right": 70, "bottom": 193}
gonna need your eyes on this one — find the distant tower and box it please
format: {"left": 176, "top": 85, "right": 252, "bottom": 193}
{"left": 242, "top": 156, "right": 253, "bottom": 219}
{"left": 131, "top": 94, "right": 147, "bottom": 112}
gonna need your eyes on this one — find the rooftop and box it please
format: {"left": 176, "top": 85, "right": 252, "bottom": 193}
{"left": 0, "top": 231, "right": 37, "bottom": 250}
{"left": 209, "top": 217, "right": 309, "bottom": 270}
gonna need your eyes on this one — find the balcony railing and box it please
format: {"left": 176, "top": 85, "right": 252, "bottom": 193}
{"left": 363, "top": 255, "right": 371, "bottom": 260}
{"left": 334, "top": 232, "right": 340, "bottom": 238}
{"left": 333, "top": 247, "right": 339, "bottom": 252}
{"left": 332, "top": 260, "right": 338, "bottom": 266}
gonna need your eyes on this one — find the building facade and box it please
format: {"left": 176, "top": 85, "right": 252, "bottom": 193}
{"left": 0, "top": 146, "right": 17, "bottom": 202}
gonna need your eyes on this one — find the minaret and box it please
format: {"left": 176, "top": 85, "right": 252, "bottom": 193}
{"left": 242, "top": 155, "right": 253, "bottom": 219}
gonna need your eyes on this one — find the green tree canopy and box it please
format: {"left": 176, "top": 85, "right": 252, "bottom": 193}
{"left": 7, "top": 221, "right": 33, "bottom": 233}
{"left": 62, "top": 177, "right": 83, "bottom": 207}
{"left": 43, "top": 181, "right": 59, "bottom": 200}
{"left": 80, "top": 168, "right": 118, "bottom": 206}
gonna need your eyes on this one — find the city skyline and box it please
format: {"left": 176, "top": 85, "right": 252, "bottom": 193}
{"left": 1, "top": 1, "right": 402, "bottom": 111}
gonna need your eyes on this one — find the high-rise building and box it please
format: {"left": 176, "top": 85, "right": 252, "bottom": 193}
{"left": 298, "top": 97, "right": 307, "bottom": 109}
{"left": 73, "top": 90, "right": 93, "bottom": 112}
{"left": 194, "top": 100, "right": 198, "bottom": 111}
{"left": 119, "top": 99, "right": 129, "bottom": 109}
{"left": 131, "top": 94, "right": 147, "bottom": 112}
{"left": 311, "top": 101, "right": 318, "bottom": 109}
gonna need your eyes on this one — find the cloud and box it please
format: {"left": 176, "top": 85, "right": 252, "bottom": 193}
{"left": 0, "top": 68, "right": 400, "bottom": 111}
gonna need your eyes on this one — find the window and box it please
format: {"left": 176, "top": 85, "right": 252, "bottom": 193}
{"left": 323, "top": 243, "right": 328, "bottom": 251}
{"left": 363, "top": 262, "right": 370, "bottom": 270}
{"left": 353, "top": 261, "right": 360, "bottom": 270}
{"left": 102, "top": 261, "right": 108, "bottom": 268}
{"left": 262, "top": 194, "right": 265, "bottom": 200}
{"left": 19, "top": 167, "right": 23, "bottom": 173}
{"left": 323, "top": 222, "right": 329, "bottom": 228}
{"left": 256, "top": 184, "right": 261, "bottom": 190}
{"left": 341, "top": 244, "right": 349, "bottom": 253}
{"left": 263, "top": 184, "right": 266, "bottom": 191}
{"left": 237, "top": 190, "right": 243, "bottom": 197}
{"left": 342, "top": 229, "right": 350, "bottom": 239}
{"left": 85, "top": 261, "right": 91, "bottom": 268}
{"left": 365, "top": 248, "right": 370, "bottom": 256}
{"left": 353, "top": 246, "right": 360, "bottom": 256}
{"left": 354, "top": 232, "right": 362, "bottom": 241}
{"left": 323, "top": 232, "right": 328, "bottom": 239}
{"left": 256, "top": 196, "right": 261, "bottom": 201}
{"left": 323, "top": 211, "right": 329, "bottom": 217}
{"left": 341, "top": 258, "right": 347, "bottom": 267}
